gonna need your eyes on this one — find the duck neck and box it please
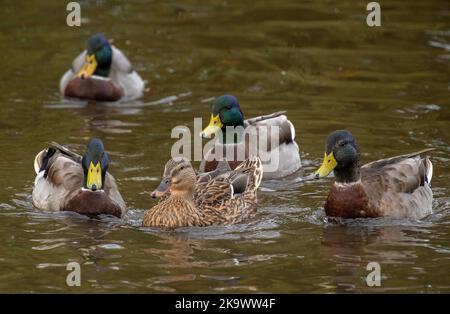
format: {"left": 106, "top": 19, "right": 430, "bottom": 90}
{"left": 94, "top": 47, "right": 113, "bottom": 77}
{"left": 334, "top": 161, "right": 361, "bottom": 184}
{"left": 94, "top": 65, "right": 111, "bottom": 77}
{"left": 219, "top": 125, "right": 244, "bottom": 144}
{"left": 170, "top": 189, "right": 195, "bottom": 202}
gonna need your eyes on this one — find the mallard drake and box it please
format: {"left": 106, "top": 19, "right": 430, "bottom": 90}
{"left": 314, "top": 130, "right": 434, "bottom": 219}
{"left": 32, "top": 139, "right": 126, "bottom": 218}
{"left": 143, "top": 157, "right": 263, "bottom": 229}
{"left": 199, "top": 95, "right": 301, "bottom": 179}
{"left": 60, "top": 33, "right": 145, "bottom": 102}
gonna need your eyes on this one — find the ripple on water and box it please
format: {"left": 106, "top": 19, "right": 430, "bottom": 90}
{"left": 32, "top": 242, "right": 66, "bottom": 251}
{"left": 97, "top": 243, "right": 125, "bottom": 250}
{"left": 396, "top": 103, "right": 441, "bottom": 116}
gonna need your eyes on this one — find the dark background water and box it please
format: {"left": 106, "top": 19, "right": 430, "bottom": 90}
{"left": 0, "top": 0, "right": 449, "bottom": 293}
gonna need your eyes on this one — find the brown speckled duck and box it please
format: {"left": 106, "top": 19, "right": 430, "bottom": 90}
{"left": 32, "top": 139, "right": 126, "bottom": 218}
{"left": 143, "top": 157, "right": 263, "bottom": 229}
{"left": 150, "top": 157, "right": 232, "bottom": 200}
{"left": 314, "top": 130, "right": 434, "bottom": 219}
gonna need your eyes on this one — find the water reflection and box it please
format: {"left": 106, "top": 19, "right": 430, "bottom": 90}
{"left": 319, "top": 220, "right": 438, "bottom": 293}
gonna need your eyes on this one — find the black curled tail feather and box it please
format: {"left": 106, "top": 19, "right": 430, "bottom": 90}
{"left": 48, "top": 141, "right": 83, "bottom": 163}
{"left": 39, "top": 148, "right": 56, "bottom": 178}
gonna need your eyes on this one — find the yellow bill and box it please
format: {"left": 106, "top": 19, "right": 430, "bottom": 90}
{"left": 315, "top": 152, "right": 337, "bottom": 178}
{"left": 77, "top": 54, "right": 98, "bottom": 79}
{"left": 86, "top": 161, "right": 102, "bottom": 190}
{"left": 200, "top": 114, "right": 223, "bottom": 138}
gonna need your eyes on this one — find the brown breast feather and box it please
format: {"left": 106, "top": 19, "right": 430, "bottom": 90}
{"left": 143, "top": 197, "right": 207, "bottom": 229}
{"left": 64, "top": 190, "right": 122, "bottom": 218}
{"left": 325, "top": 183, "right": 377, "bottom": 218}
{"left": 202, "top": 145, "right": 245, "bottom": 173}
{"left": 64, "top": 77, "right": 124, "bottom": 101}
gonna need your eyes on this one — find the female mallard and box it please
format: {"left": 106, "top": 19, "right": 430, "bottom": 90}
{"left": 314, "top": 130, "right": 434, "bottom": 219}
{"left": 150, "top": 157, "right": 232, "bottom": 200}
{"left": 60, "top": 33, "right": 145, "bottom": 102}
{"left": 199, "top": 95, "right": 301, "bottom": 179}
{"left": 32, "top": 139, "right": 126, "bottom": 218}
{"left": 143, "top": 157, "right": 263, "bottom": 229}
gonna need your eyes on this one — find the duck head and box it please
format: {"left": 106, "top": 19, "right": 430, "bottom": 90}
{"left": 200, "top": 95, "right": 244, "bottom": 140}
{"left": 82, "top": 138, "right": 109, "bottom": 191}
{"left": 151, "top": 157, "right": 192, "bottom": 198}
{"left": 169, "top": 162, "right": 197, "bottom": 197}
{"left": 315, "top": 130, "right": 361, "bottom": 183}
{"left": 78, "top": 33, "right": 112, "bottom": 79}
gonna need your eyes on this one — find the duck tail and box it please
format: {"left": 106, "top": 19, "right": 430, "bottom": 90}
{"left": 424, "top": 156, "right": 433, "bottom": 186}
{"left": 48, "top": 141, "right": 83, "bottom": 163}
{"left": 34, "top": 142, "right": 83, "bottom": 176}
{"left": 245, "top": 111, "right": 287, "bottom": 125}
{"left": 34, "top": 147, "right": 56, "bottom": 176}
{"left": 251, "top": 156, "right": 263, "bottom": 189}
{"left": 418, "top": 155, "right": 433, "bottom": 187}
{"left": 236, "top": 156, "right": 263, "bottom": 191}
{"left": 34, "top": 149, "right": 46, "bottom": 174}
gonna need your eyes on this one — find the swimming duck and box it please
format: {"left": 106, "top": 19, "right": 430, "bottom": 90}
{"left": 60, "top": 33, "right": 145, "bottom": 102}
{"left": 32, "top": 139, "right": 126, "bottom": 218}
{"left": 314, "top": 130, "right": 434, "bottom": 219}
{"left": 150, "top": 157, "right": 232, "bottom": 200}
{"left": 143, "top": 157, "right": 263, "bottom": 229}
{"left": 199, "top": 95, "right": 301, "bottom": 179}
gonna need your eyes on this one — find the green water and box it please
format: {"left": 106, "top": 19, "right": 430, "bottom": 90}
{"left": 0, "top": 0, "right": 449, "bottom": 293}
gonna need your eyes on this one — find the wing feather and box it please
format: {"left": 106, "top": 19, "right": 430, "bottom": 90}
{"left": 361, "top": 149, "right": 434, "bottom": 216}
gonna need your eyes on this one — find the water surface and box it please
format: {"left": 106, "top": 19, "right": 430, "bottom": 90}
{"left": 0, "top": 0, "right": 449, "bottom": 293}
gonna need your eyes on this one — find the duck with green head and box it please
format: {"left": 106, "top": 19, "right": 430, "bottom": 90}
{"left": 199, "top": 95, "right": 301, "bottom": 179}
{"left": 314, "top": 130, "right": 434, "bottom": 219}
{"left": 32, "top": 138, "right": 126, "bottom": 218}
{"left": 60, "top": 33, "right": 145, "bottom": 102}
{"left": 200, "top": 95, "right": 245, "bottom": 143}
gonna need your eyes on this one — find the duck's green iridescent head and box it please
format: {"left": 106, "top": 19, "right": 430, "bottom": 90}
{"left": 81, "top": 138, "right": 109, "bottom": 191}
{"left": 78, "top": 33, "right": 112, "bottom": 79}
{"left": 200, "top": 95, "right": 244, "bottom": 138}
{"left": 315, "top": 130, "right": 361, "bottom": 183}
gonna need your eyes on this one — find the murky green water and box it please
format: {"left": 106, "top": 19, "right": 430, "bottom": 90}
{"left": 0, "top": 0, "right": 449, "bottom": 293}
